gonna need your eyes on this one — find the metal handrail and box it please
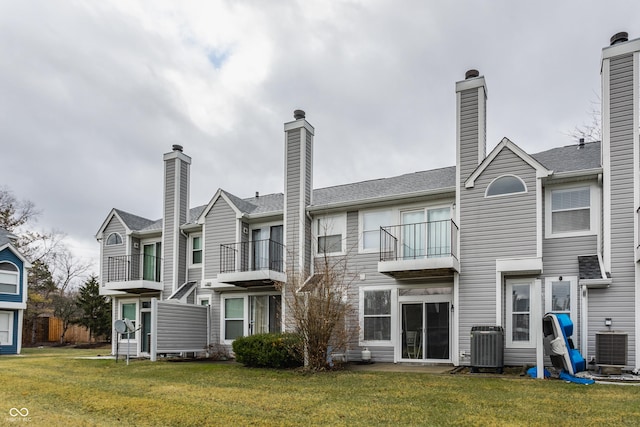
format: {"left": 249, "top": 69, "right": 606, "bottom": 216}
{"left": 220, "top": 239, "right": 285, "bottom": 273}
{"left": 106, "top": 254, "right": 162, "bottom": 282}
{"left": 380, "top": 219, "right": 458, "bottom": 262}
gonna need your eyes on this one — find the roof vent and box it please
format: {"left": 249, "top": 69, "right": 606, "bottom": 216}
{"left": 610, "top": 32, "right": 628, "bottom": 46}
{"left": 255, "top": 191, "right": 259, "bottom": 198}
{"left": 293, "top": 109, "right": 306, "bottom": 120}
{"left": 465, "top": 69, "right": 480, "bottom": 79}
{"left": 172, "top": 144, "right": 183, "bottom": 152}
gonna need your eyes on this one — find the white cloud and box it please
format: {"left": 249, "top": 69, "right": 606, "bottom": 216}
{"left": 1, "top": 0, "right": 640, "bottom": 273}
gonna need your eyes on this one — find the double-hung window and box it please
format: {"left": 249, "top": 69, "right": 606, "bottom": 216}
{"left": 0, "top": 262, "right": 19, "bottom": 294}
{"left": 361, "top": 210, "right": 392, "bottom": 252}
{"left": 547, "top": 186, "right": 593, "bottom": 237}
{"left": 191, "top": 235, "right": 202, "bottom": 265}
{"left": 316, "top": 214, "right": 346, "bottom": 255}
{"left": 362, "top": 290, "right": 391, "bottom": 341}
{"left": 224, "top": 297, "right": 244, "bottom": 340}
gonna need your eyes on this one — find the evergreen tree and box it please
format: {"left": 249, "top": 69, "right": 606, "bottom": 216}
{"left": 76, "top": 275, "right": 112, "bottom": 342}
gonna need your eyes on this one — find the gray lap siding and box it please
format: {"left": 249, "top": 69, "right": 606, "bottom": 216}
{"left": 459, "top": 147, "right": 538, "bottom": 366}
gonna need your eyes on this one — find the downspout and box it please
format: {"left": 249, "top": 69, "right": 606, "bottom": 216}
{"left": 580, "top": 284, "right": 588, "bottom": 358}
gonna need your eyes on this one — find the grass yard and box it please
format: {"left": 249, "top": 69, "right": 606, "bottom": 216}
{"left": 1, "top": 347, "right": 640, "bottom": 426}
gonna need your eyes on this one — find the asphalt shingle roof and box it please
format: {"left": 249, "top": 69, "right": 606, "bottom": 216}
{"left": 114, "top": 209, "right": 156, "bottom": 231}
{"left": 312, "top": 167, "right": 456, "bottom": 207}
{"left": 0, "top": 227, "right": 16, "bottom": 246}
{"left": 115, "top": 140, "right": 602, "bottom": 226}
{"left": 531, "top": 141, "right": 601, "bottom": 173}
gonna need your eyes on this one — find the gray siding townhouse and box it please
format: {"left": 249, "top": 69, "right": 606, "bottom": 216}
{"left": 97, "top": 33, "right": 640, "bottom": 371}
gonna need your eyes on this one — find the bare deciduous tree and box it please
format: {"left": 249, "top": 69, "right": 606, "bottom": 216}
{"left": 567, "top": 96, "right": 601, "bottom": 142}
{"left": 280, "top": 219, "right": 359, "bottom": 370}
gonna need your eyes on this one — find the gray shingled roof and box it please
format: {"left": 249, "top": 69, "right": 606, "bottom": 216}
{"left": 114, "top": 209, "right": 156, "bottom": 231}
{"left": 578, "top": 255, "right": 604, "bottom": 280}
{"left": 117, "top": 140, "right": 602, "bottom": 226}
{"left": 531, "top": 141, "right": 601, "bottom": 173}
{"left": 168, "top": 281, "right": 197, "bottom": 300}
{"left": 0, "top": 227, "right": 16, "bottom": 247}
{"left": 312, "top": 167, "right": 456, "bottom": 207}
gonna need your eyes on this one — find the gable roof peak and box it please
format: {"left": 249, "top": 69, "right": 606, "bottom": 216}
{"left": 465, "top": 137, "right": 552, "bottom": 188}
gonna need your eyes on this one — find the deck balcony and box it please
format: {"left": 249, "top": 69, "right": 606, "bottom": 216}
{"left": 102, "top": 254, "right": 163, "bottom": 294}
{"left": 218, "top": 239, "right": 286, "bottom": 287}
{"left": 378, "top": 219, "right": 459, "bottom": 279}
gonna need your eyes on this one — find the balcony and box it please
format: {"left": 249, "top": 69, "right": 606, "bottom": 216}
{"left": 218, "top": 239, "right": 286, "bottom": 287}
{"left": 102, "top": 254, "right": 163, "bottom": 294}
{"left": 378, "top": 219, "right": 459, "bottom": 279}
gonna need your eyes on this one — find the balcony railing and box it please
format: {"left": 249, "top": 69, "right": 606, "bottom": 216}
{"left": 380, "top": 219, "right": 459, "bottom": 262}
{"left": 106, "top": 254, "right": 162, "bottom": 283}
{"left": 220, "top": 239, "right": 284, "bottom": 274}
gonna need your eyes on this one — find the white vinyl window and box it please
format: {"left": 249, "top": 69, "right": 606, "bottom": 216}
{"left": 315, "top": 214, "right": 346, "bottom": 255}
{"left": 485, "top": 175, "right": 526, "bottom": 197}
{"left": 546, "top": 186, "right": 595, "bottom": 237}
{"left": 120, "top": 302, "right": 137, "bottom": 340}
{"left": 106, "top": 232, "right": 123, "bottom": 246}
{"left": 545, "top": 277, "right": 577, "bottom": 325}
{"left": 0, "top": 262, "right": 19, "bottom": 294}
{"left": 0, "top": 311, "right": 13, "bottom": 345}
{"left": 224, "top": 297, "right": 244, "bottom": 341}
{"left": 361, "top": 210, "right": 392, "bottom": 252}
{"left": 506, "top": 280, "right": 533, "bottom": 348}
{"left": 191, "top": 234, "right": 202, "bottom": 265}
{"left": 362, "top": 290, "right": 392, "bottom": 341}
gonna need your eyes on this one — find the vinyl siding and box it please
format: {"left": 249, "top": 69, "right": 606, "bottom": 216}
{"left": 177, "top": 163, "right": 189, "bottom": 286}
{"left": 210, "top": 291, "right": 221, "bottom": 344}
{"left": 155, "top": 301, "right": 208, "bottom": 353}
{"left": 163, "top": 159, "right": 176, "bottom": 295}
{"left": 187, "top": 267, "right": 202, "bottom": 283}
{"left": 203, "top": 198, "right": 237, "bottom": 279}
{"left": 459, "top": 147, "right": 538, "bottom": 366}
{"left": 345, "top": 198, "right": 456, "bottom": 362}
{"left": 459, "top": 88, "right": 483, "bottom": 180}
{"left": 0, "top": 310, "right": 20, "bottom": 354}
{"left": 101, "top": 217, "right": 126, "bottom": 285}
{"left": 600, "top": 53, "right": 636, "bottom": 366}
{"left": 285, "top": 128, "right": 302, "bottom": 275}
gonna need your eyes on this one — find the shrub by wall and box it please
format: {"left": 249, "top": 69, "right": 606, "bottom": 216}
{"left": 232, "top": 333, "right": 303, "bottom": 368}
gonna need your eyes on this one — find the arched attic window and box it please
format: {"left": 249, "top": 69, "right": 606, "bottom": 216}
{"left": 106, "top": 232, "right": 123, "bottom": 246}
{"left": 0, "top": 262, "right": 19, "bottom": 294}
{"left": 485, "top": 175, "right": 527, "bottom": 197}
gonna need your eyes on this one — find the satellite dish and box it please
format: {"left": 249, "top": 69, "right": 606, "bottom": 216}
{"left": 114, "top": 319, "right": 128, "bottom": 334}
{"left": 124, "top": 318, "right": 135, "bottom": 332}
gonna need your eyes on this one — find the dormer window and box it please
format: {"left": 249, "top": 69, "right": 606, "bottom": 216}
{"left": 106, "top": 232, "right": 123, "bottom": 246}
{"left": 0, "top": 262, "right": 19, "bottom": 294}
{"left": 485, "top": 175, "right": 527, "bottom": 197}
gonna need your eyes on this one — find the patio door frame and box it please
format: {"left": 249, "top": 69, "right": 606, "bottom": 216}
{"left": 396, "top": 293, "right": 452, "bottom": 363}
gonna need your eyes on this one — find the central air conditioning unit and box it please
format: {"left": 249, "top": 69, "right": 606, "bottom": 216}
{"left": 470, "top": 325, "right": 504, "bottom": 373}
{"left": 596, "top": 331, "right": 628, "bottom": 366}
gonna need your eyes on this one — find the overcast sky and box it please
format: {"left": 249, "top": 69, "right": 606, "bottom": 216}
{"left": 2, "top": 1, "right": 639, "bottom": 274}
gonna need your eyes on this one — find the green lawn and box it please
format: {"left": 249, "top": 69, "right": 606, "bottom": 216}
{"left": 1, "top": 347, "right": 639, "bottom": 426}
